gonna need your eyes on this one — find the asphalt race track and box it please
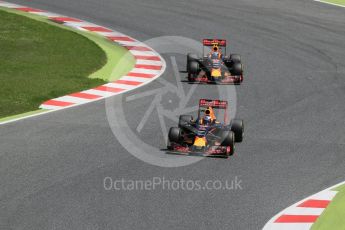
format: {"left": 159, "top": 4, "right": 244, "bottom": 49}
{"left": 1, "top": 0, "right": 345, "bottom": 229}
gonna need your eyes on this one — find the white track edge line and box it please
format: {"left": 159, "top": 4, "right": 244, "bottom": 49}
{"left": 314, "top": 0, "right": 345, "bottom": 8}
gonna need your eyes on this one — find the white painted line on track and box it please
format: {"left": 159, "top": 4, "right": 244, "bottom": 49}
{"left": 39, "top": 105, "right": 64, "bottom": 110}
{"left": 130, "top": 68, "right": 161, "bottom": 74}
{"left": 112, "top": 40, "right": 140, "bottom": 46}
{"left": 64, "top": 21, "right": 99, "bottom": 28}
{"left": 264, "top": 223, "right": 314, "bottom": 230}
{"left": 135, "top": 59, "right": 163, "bottom": 65}
{"left": 308, "top": 190, "right": 338, "bottom": 200}
{"left": 129, "top": 50, "right": 157, "bottom": 56}
{"left": 96, "top": 31, "right": 127, "bottom": 37}
{"left": 31, "top": 12, "right": 62, "bottom": 17}
{"left": 314, "top": 0, "right": 345, "bottom": 8}
{"left": 82, "top": 89, "right": 118, "bottom": 97}
{"left": 282, "top": 207, "right": 325, "bottom": 216}
{"left": 53, "top": 96, "right": 91, "bottom": 104}
{"left": 0, "top": 2, "right": 22, "bottom": 7}
{"left": 105, "top": 83, "right": 136, "bottom": 90}
{"left": 120, "top": 76, "right": 151, "bottom": 82}
{"left": 62, "top": 24, "right": 88, "bottom": 31}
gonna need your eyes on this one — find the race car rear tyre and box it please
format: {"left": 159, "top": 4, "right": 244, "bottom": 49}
{"left": 230, "top": 54, "right": 241, "bottom": 63}
{"left": 178, "top": 115, "right": 193, "bottom": 128}
{"left": 188, "top": 61, "right": 199, "bottom": 75}
{"left": 231, "top": 63, "right": 243, "bottom": 76}
{"left": 234, "top": 79, "right": 242, "bottom": 85}
{"left": 188, "top": 74, "right": 195, "bottom": 82}
{"left": 168, "top": 127, "right": 182, "bottom": 143}
{"left": 187, "top": 53, "right": 198, "bottom": 72}
{"left": 231, "top": 119, "right": 244, "bottom": 142}
{"left": 220, "top": 130, "right": 235, "bottom": 156}
{"left": 187, "top": 53, "right": 198, "bottom": 63}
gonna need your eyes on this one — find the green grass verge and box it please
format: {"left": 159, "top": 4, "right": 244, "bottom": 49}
{"left": 0, "top": 7, "right": 135, "bottom": 119}
{"left": 319, "top": 0, "right": 345, "bottom": 6}
{"left": 1, "top": 7, "right": 135, "bottom": 82}
{"left": 311, "top": 184, "right": 345, "bottom": 230}
{"left": 1, "top": 7, "right": 136, "bottom": 82}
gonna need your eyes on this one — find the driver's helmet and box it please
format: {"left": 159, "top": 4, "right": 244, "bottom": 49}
{"left": 211, "top": 52, "right": 219, "bottom": 59}
{"left": 203, "top": 115, "right": 212, "bottom": 126}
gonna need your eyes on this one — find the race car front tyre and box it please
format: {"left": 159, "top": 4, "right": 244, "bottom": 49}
{"left": 231, "top": 119, "right": 244, "bottom": 142}
{"left": 178, "top": 115, "right": 193, "bottom": 129}
{"left": 168, "top": 127, "right": 182, "bottom": 143}
{"left": 220, "top": 130, "right": 235, "bottom": 156}
{"left": 231, "top": 63, "right": 243, "bottom": 76}
{"left": 230, "top": 54, "right": 241, "bottom": 63}
{"left": 188, "top": 61, "right": 199, "bottom": 75}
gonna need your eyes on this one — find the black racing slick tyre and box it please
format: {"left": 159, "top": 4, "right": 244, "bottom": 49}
{"left": 230, "top": 54, "right": 241, "bottom": 63}
{"left": 231, "top": 119, "right": 244, "bottom": 143}
{"left": 220, "top": 130, "right": 235, "bottom": 156}
{"left": 231, "top": 63, "right": 243, "bottom": 76}
{"left": 187, "top": 53, "right": 198, "bottom": 63}
{"left": 187, "top": 53, "right": 198, "bottom": 72}
{"left": 188, "top": 74, "right": 195, "bottom": 82}
{"left": 178, "top": 115, "right": 193, "bottom": 128}
{"left": 168, "top": 127, "right": 182, "bottom": 143}
{"left": 188, "top": 61, "right": 199, "bottom": 75}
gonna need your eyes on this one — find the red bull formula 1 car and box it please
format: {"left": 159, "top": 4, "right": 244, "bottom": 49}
{"left": 187, "top": 39, "right": 244, "bottom": 84}
{"left": 167, "top": 99, "right": 244, "bottom": 158}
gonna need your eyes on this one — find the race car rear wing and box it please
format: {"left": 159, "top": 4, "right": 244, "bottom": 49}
{"left": 199, "top": 99, "right": 228, "bottom": 109}
{"left": 202, "top": 39, "right": 227, "bottom": 47}
{"left": 202, "top": 39, "right": 227, "bottom": 57}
